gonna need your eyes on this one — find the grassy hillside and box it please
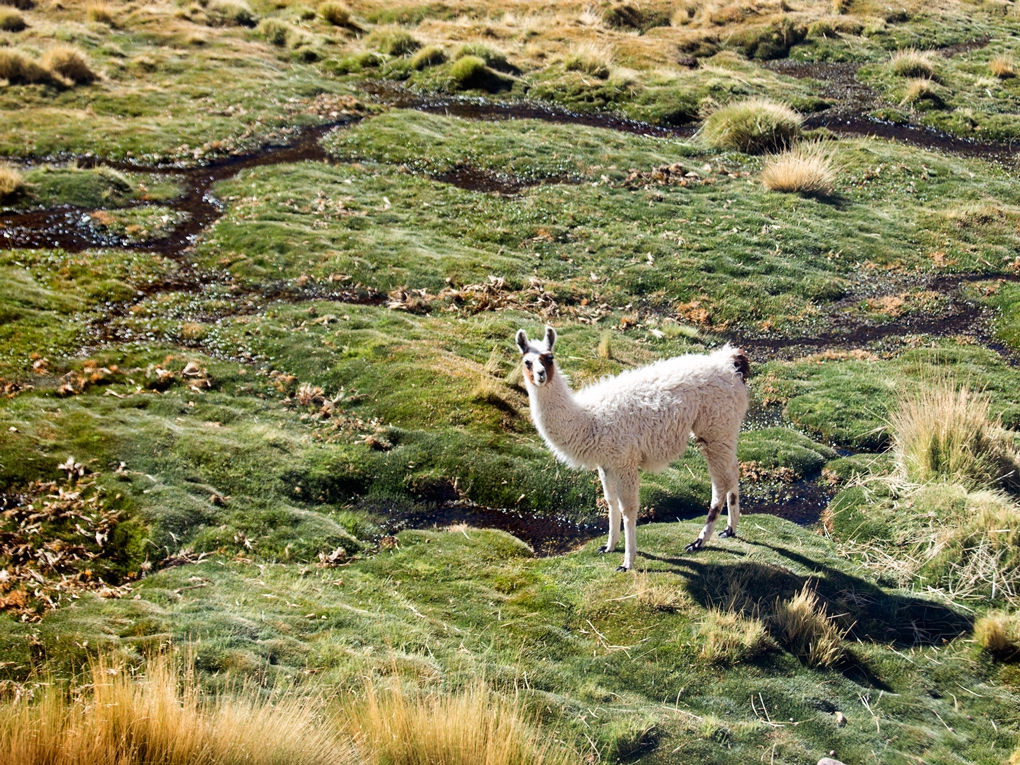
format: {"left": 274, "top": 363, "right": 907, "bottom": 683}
{"left": 2, "top": 1, "right": 1020, "bottom": 763}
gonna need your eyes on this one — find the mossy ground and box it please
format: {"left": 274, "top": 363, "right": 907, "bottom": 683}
{"left": 2, "top": 1, "right": 1020, "bottom": 763}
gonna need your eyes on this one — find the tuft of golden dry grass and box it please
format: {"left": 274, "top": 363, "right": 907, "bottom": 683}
{"left": 760, "top": 146, "right": 835, "bottom": 197}
{"left": 0, "top": 48, "right": 51, "bottom": 84}
{"left": 0, "top": 163, "right": 22, "bottom": 199}
{"left": 700, "top": 97, "right": 801, "bottom": 154}
{"left": 564, "top": 40, "right": 613, "bottom": 79}
{"left": 86, "top": 2, "right": 115, "bottom": 25}
{"left": 889, "top": 381, "right": 1020, "bottom": 489}
{"left": 974, "top": 610, "right": 1020, "bottom": 661}
{"left": 990, "top": 55, "right": 1016, "bottom": 79}
{"left": 889, "top": 48, "right": 937, "bottom": 78}
{"left": 632, "top": 568, "right": 689, "bottom": 611}
{"left": 347, "top": 678, "right": 574, "bottom": 765}
{"left": 40, "top": 45, "right": 97, "bottom": 85}
{"left": 899, "top": 77, "right": 941, "bottom": 106}
{"left": 0, "top": 655, "right": 353, "bottom": 765}
{"left": 772, "top": 583, "right": 847, "bottom": 668}
{"left": 319, "top": 1, "right": 353, "bottom": 28}
{"left": 0, "top": 5, "right": 24, "bottom": 31}
{"left": 699, "top": 609, "right": 773, "bottom": 664}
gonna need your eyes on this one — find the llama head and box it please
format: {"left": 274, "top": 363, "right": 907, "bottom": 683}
{"left": 515, "top": 326, "right": 557, "bottom": 387}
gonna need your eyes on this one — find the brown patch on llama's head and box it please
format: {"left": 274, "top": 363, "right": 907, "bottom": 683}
{"left": 515, "top": 326, "right": 557, "bottom": 388}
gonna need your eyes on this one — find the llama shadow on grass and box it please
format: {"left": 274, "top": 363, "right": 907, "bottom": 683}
{"left": 641, "top": 543, "right": 973, "bottom": 650}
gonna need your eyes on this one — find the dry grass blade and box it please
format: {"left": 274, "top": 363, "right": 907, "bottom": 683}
{"left": 760, "top": 146, "right": 836, "bottom": 197}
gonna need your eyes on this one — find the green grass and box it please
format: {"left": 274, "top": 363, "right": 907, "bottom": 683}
{"left": 4, "top": 3, "right": 1020, "bottom": 762}
{"left": 2, "top": 517, "right": 1015, "bottom": 763}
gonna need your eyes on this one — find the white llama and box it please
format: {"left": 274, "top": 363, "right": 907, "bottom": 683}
{"left": 515, "top": 326, "right": 749, "bottom": 571}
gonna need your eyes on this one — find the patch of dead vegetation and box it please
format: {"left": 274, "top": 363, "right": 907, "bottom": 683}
{"left": 0, "top": 470, "right": 133, "bottom": 622}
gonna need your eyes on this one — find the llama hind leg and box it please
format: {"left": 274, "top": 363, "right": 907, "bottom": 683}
{"left": 685, "top": 439, "right": 739, "bottom": 552}
{"left": 617, "top": 469, "right": 641, "bottom": 572}
{"left": 597, "top": 466, "right": 622, "bottom": 555}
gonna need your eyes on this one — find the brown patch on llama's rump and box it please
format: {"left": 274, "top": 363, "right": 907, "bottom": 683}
{"left": 733, "top": 350, "right": 750, "bottom": 382}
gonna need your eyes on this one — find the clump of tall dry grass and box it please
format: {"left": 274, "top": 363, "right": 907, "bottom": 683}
{"left": 319, "top": 1, "right": 356, "bottom": 28}
{"left": 889, "top": 381, "right": 1019, "bottom": 490}
{"left": 0, "top": 6, "right": 25, "bottom": 31}
{"left": 41, "top": 45, "right": 97, "bottom": 85}
{"left": 0, "top": 655, "right": 352, "bottom": 765}
{"left": 0, "top": 48, "right": 50, "bottom": 84}
{"left": 974, "top": 610, "right": 1020, "bottom": 661}
{"left": 86, "top": 2, "right": 115, "bottom": 25}
{"left": 889, "top": 48, "right": 937, "bottom": 79}
{"left": 564, "top": 41, "right": 613, "bottom": 79}
{"left": 700, "top": 98, "right": 801, "bottom": 154}
{"left": 0, "top": 163, "right": 21, "bottom": 200}
{"left": 900, "top": 77, "right": 943, "bottom": 107}
{"left": 0, "top": 654, "right": 574, "bottom": 765}
{"left": 699, "top": 609, "right": 773, "bottom": 664}
{"left": 760, "top": 146, "right": 835, "bottom": 197}
{"left": 990, "top": 55, "right": 1016, "bottom": 79}
{"left": 772, "top": 584, "right": 847, "bottom": 668}
{"left": 346, "top": 678, "right": 574, "bottom": 765}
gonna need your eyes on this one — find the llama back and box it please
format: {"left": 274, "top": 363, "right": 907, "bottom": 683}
{"left": 575, "top": 345, "right": 748, "bottom": 409}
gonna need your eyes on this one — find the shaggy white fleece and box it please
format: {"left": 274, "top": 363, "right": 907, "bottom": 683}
{"left": 516, "top": 326, "right": 749, "bottom": 571}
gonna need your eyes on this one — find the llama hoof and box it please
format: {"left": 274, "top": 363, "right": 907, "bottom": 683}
{"left": 615, "top": 565, "right": 629, "bottom": 572}
{"left": 684, "top": 539, "right": 704, "bottom": 553}
{"left": 598, "top": 545, "right": 611, "bottom": 555}
{"left": 718, "top": 526, "right": 737, "bottom": 539}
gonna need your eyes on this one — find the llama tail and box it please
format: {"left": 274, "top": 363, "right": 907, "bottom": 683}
{"left": 732, "top": 348, "right": 750, "bottom": 383}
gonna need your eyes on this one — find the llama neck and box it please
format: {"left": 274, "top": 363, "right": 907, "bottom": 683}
{"left": 527, "top": 372, "right": 592, "bottom": 460}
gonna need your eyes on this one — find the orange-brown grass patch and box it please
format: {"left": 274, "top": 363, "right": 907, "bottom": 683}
{"left": 347, "top": 678, "right": 574, "bottom": 765}
{"left": 772, "top": 583, "right": 847, "bottom": 668}
{"left": 975, "top": 610, "right": 1020, "bottom": 661}
{"left": 85, "top": 2, "right": 115, "bottom": 25}
{"left": 760, "top": 146, "right": 835, "bottom": 196}
{"left": 40, "top": 45, "right": 97, "bottom": 85}
{"left": 889, "top": 48, "right": 938, "bottom": 79}
{"left": 0, "top": 162, "right": 22, "bottom": 199}
{"left": 0, "top": 655, "right": 353, "bottom": 765}
{"left": 0, "top": 48, "right": 51, "bottom": 84}
{"left": 990, "top": 55, "right": 1016, "bottom": 79}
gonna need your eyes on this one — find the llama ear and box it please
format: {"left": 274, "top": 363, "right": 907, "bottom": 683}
{"left": 515, "top": 329, "right": 530, "bottom": 355}
{"left": 544, "top": 325, "right": 557, "bottom": 352}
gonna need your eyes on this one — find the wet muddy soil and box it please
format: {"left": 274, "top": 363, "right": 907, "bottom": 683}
{"left": 377, "top": 475, "right": 834, "bottom": 557}
{"left": 1, "top": 121, "right": 347, "bottom": 254}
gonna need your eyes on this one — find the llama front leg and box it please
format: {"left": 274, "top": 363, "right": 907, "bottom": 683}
{"left": 685, "top": 439, "right": 739, "bottom": 552}
{"left": 597, "top": 466, "right": 622, "bottom": 554}
{"left": 616, "top": 469, "right": 641, "bottom": 572}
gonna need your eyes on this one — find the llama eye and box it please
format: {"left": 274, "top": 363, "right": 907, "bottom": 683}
{"left": 525, "top": 360, "right": 532, "bottom": 369}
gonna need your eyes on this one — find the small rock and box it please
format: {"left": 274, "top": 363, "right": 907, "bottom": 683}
{"left": 833, "top": 711, "right": 847, "bottom": 727}
{"left": 818, "top": 759, "right": 847, "bottom": 765}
